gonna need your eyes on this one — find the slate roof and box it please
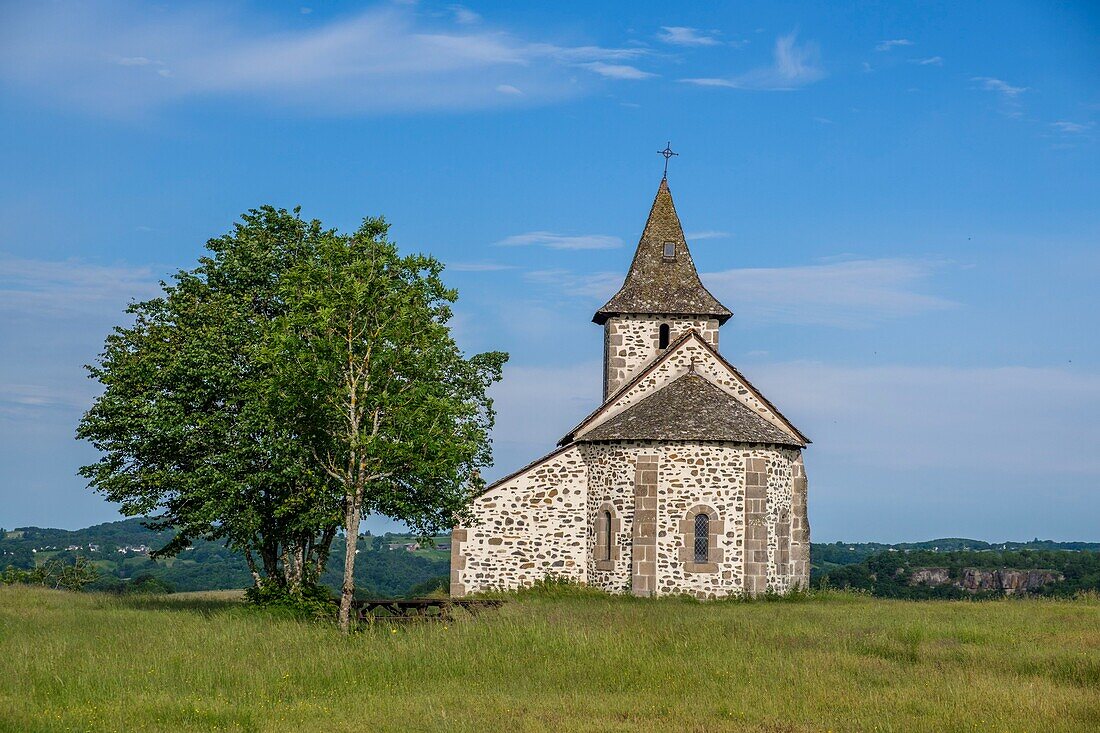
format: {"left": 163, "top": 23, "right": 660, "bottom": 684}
{"left": 559, "top": 329, "right": 810, "bottom": 447}
{"left": 593, "top": 179, "right": 732, "bottom": 325}
{"left": 575, "top": 372, "right": 805, "bottom": 447}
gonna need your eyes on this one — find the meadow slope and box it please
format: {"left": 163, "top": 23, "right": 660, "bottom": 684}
{"left": 1, "top": 586, "right": 1098, "bottom": 732}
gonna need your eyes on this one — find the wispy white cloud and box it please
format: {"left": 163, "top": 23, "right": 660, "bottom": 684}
{"left": 875, "top": 39, "right": 913, "bottom": 51}
{"left": 580, "top": 62, "right": 655, "bottom": 80}
{"left": 972, "top": 77, "right": 1027, "bottom": 98}
{"left": 544, "top": 45, "right": 647, "bottom": 63}
{"left": 680, "top": 32, "right": 824, "bottom": 91}
{"left": 497, "top": 232, "right": 623, "bottom": 250}
{"left": 507, "top": 256, "right": 953, "bottom": 326}
{"left": 446, "top": 261, "right": 518, "bottom": 272}
{"left": 448, "top": 4, "right": 480, "bottom": 25}
{"left": 703, "top": 258, "right": 955, "bottom": 328}
{"left": 524, "top": 269, "right": 621, "bottom": 298}
{"left": 685, "top": 230, "right": 731, "bottom": 240}
{"left": 0, "top": 3, "right": 651, "bottom": 115}
{"left": 485, "top": 355, "right": 1100, "bottom": 537}
{"left": 657, "top": 26, "right": 720, "bottom": 47}
{"left": 971, "top": 76, "right": 1028, "bottom": 118}
{"left": 0, "top": 256, "right": 160, "bottom": 318}
{"left": 487, "top": 360, "right": 601, "bottom": 477}
{"left": 1051, "top": 120, "right": 1091, "bottom": 133}
{"left": 0, "top": 256, "right": 162, "bottom": 428}
{"left": 756, "top": 362, "right": 1100, "bottom": 474}
{"left": 912, "top": 56, "right": 943, "bottom": 66}
{"left": 112, "top": 56, "right": 156, "bottom": 67}
{"left": 0, "top": 383, "right": 95, "bottom": 420}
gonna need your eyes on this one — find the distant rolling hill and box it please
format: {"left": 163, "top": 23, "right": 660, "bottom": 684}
{"left": 3, "top": 518, "right": 1097, "bottom": 597}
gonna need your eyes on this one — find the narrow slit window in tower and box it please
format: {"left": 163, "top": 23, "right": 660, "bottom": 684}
{"left": 658, "top": 323, "right": 670, "bottom": 349}
{"left": 601, "top": 510, "right": 613, "bottom": 561}
{"left": 663, "top": 241, "right": 676, "bottom": 260}
{"left": 693, "top": 513, "right": 709, "bottom": 563}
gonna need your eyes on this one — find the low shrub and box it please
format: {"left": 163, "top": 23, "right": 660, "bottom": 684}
{"left": 244, "top": 580, "right": 335, "bottom": 620}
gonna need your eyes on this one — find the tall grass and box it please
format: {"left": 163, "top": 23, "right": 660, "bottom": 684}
{"left": 1, "top": 585, "right": 1098, "bottom": 732}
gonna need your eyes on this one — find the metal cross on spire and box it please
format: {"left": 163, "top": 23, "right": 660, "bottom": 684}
{"left": 658, "top": 142, "right": 678, "bottom": 179}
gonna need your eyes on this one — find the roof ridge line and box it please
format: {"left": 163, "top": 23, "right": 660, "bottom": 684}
{"left": 690, "top": 336, "right": 811, "bottom": 445}
{"left": 576, "top": 370, "right": 804, "bottom": 447}
{"left": 557, "top": 329, "right": 703, "bottom": 446}
{"left": 478, "top": 444, "right": 575, "bottom": 496}
{"left": 558, "top": 329, "right": 809, "bottom": 446}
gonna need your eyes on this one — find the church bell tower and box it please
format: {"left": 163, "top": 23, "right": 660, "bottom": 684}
{"left": 593, "top": 178, "right": 732, "bottom": 400}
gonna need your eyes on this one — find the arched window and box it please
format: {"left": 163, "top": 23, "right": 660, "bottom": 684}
{"left": 680, "top": 505, "right": 722, "bottom": 572}
{"left": 658, "top": 323, "right": 670, "bottom": 349}
{"left": 601, "top": 510, "right": 613, "bottom": 561}
{"left": 693, "top": 513, "right": 709, "bottom": 563}
{"left": 595, "top": 505, "right": 619, "bottom": 570}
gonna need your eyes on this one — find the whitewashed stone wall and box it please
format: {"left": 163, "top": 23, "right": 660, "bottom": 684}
{"left": 451, "top": 446, "right": 588, "bottom": 595}
{"left": 455, "top": 440, "right": 809, "bottom": 598}
{"left": 604, "top": 316, "right": 719, "bottom": 398}
{"left": 765, "top": 448, "right": 798, "bottom": 593}
{"left": 790, "top": 454, "right": 810, "bottom": 587}
{"left": 583, "top": 444, "right": 637, "bottom": 593}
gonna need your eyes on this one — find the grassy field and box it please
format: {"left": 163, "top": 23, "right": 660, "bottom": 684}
{"left": 1, "top": 586, "right": 1098, "bottom": 732}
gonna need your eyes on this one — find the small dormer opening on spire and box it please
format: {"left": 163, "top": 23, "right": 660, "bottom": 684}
{"left": 593, "top": 179, "right": 731, "bottom": 325}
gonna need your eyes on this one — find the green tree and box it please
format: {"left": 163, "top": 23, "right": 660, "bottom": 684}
{"left": 273, "top": 218, "right": 506, "bottom": 631}
{"left": 77, "top": 207, "right": 342, "bottom": 597}
{"left": 2, "top": 557, "right": 99, "bottom": 591}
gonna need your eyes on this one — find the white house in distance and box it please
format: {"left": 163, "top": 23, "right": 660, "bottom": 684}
{"left": 451, "top": 178, "right": 811, "bottom": 598}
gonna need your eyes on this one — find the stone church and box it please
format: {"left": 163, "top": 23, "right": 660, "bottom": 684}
{"left": 451, "top": 178, "right": 810, "bottom": 598}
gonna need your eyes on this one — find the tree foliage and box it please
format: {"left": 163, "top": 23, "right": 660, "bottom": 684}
{"left": 271, "top": 218, "right": 506, "bottom": 630}
{"left": 78, "top": 207, "right": 343, "bottom": 595}
{"left": 816, "top": 548, "right": 1100, "bottom": 598}
{"left": 77, "top": 207, "right": 504, "bottom": 620}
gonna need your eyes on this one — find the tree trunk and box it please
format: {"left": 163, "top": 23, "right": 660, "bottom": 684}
{"left": 244, "top": 551, "right": 262, "bottom": 588}
{"left": 260, "top": 545, "right": 280, "bottom": 584}
{"left": 315, "top": 525, "right": 337, "bottom": 577}
{"left": 337, "top": 493, "right": 364, "bottom": 633}
{"left": 295, "top": 543, "right": 306, "bottom": 590}
{"left": 280, "top": 545, "right": 294, "bottom": 591}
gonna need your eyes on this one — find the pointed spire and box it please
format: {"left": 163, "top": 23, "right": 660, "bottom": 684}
{"left": 593, "top": 179, "right": 731, "bottom": 324}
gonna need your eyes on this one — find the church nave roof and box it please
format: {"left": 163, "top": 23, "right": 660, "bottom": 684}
{"left": 575, "top": 372, "right": 804, "bottom": 446}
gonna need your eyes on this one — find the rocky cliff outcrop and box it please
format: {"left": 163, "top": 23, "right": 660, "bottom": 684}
{"left": 909, "top": 568, "right": 951, "bottom": 586}
{"left": 957, "top": 568, "right": 1062, "bottom": 594}
{"left": 909, "top": 567, "right": 1062, "bottom": 594}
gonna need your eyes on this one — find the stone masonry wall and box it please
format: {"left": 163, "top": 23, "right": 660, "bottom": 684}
{"left": 455, "top": 441, "right": 804, "bottom": 598}
{"left": 655, "top": 443, "right": 748, "bottom": 598}
{"left": 583, "top": 444, "right": 639, "bottom": 593}
{"left": 789, "top": 454, "right": 810, "bottom": 589}
{"left": 586, "top": 334, "right": 799, "bottom": 443}
{"left": 604, "top": 316, "right": 719, "bottom": 398}
{"left": 452, "top": 447, "right": 588, "bottom": 596}
{"left": 765, "top": 450, "right": 796, "bottom": 593}
{"left": 583, "top": 441, "right": 799, "bottom": 598}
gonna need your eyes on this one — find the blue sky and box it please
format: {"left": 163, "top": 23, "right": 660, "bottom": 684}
{"left": 1, "top": 1, "right": 1098, "bottom": 541}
